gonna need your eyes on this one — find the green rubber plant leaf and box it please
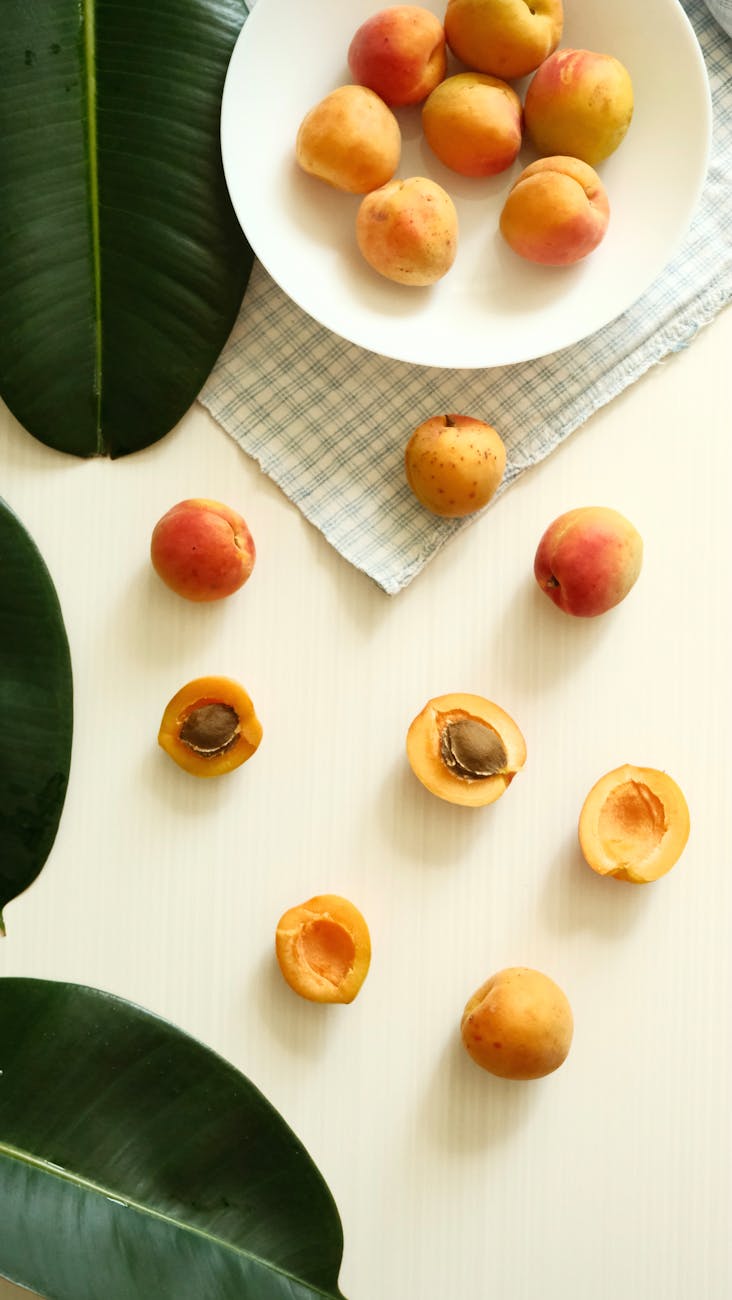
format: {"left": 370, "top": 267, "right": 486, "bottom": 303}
{"left": 0, "top": 0, "right": 253, "bottom": 458}
{"left": 0, "top": 500, "right": 73, "bottom": 935}
{"left": 0, "top": 978, "right": 348, "bottom": 1300}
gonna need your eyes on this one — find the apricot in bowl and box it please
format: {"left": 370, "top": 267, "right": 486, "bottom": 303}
{"left": 461, "top": 966, "right": 574, "bottom": 1080}
{"left": 579, "top": 763, "right": 690, "bottom": 883}
{"left": 407, "top": 692, "right": 526, "bottom": 807}
{"left": 151, "top": 498, "right": 255, "bottom": 602}
{"left": 158, "top": 675, "right": 262, "bottom": 777}
{"left": 275, "top": 894, "right": 371, "bottom": 1004}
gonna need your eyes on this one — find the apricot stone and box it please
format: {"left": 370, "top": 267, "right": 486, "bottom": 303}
{"left": 405, "top": 413, "right": 506, "bottom": 517}
{"left": 534, "top": 505, "right": 643, "bottom": 617}
{"left": 579, "top": 764, "right": 690, "bottom": 883}
{"left": 500, "top": 156, "right": 610, "bottom": 267}
{"left": 295, "top": 85, "right": 401, "bottom": 194}
{"left": 348, "top": 5, "right": 447, "bottom": 107}
{"left": 461, "top": 967, "right": 574, "bottom": 1080}
{"left": 275, "top": 894, "right": 371, "bottom": 1003}
{"left": 356, "top": 176, "right": 458, "bottom": 286}
{"left": 151, "top": 498, "right": 255, "bottom": 602}
{"left": 422, "top": 73, "right": 522, "bottom": 178}
{"left": 524, "top": 48, "right": 634, "bottom": 167}
{"left": 445, "top": 0, "right": 563, "bottom": 80}
{"left": 407, "top": 692, "right": 526, "bottom": 807}
{"left": 158, "top": 675, "right": 263, "bottom": 778}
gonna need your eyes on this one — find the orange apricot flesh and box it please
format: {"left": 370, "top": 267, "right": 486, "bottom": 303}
{"left": 276, "top": 895, "right": 371, "bottom": 1004}
{"left": 406, "top": 692, "right": 526, "bottom": 807}
{"left": 578, "top": 764, "right": 690, "bottom": 883}
{"left": 158, "top": 675, "right": 262, "bottom": 778}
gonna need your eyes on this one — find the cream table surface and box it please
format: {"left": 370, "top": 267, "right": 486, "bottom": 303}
{"left": 1, "top": 303, "right": 731, "bottom": 1300}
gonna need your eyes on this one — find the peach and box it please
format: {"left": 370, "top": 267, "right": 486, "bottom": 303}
{"left": 275, "top": 894, "right": 371, "bottom": 1003}
{"left": 348, "top": 5, "right": 447, "bottom": 107}
{"left": 356, "top": 176, "right": 458, "bottom": 286}
{"left": 444, "top": 0, "right": 563, "bottom": 80}
{"left": 422, "top": 73, "right": 522, "bottom": 178}
{"left": 151, "top": 498, "right": 255, "bottom": 602}
{"left": 407, "top": 692, "right": 526, "bottom": 807}
{"left": 524, "top": 49, "right": 634, "bottom": 166}
{"left": 534, "top": 505, "right": 643, "bottom": 617}
{"left": 295, "top": 85, "right": 401, "bottom": 194}
{"left": 405, "top": 413, "right": 506, "bottom": 516}
{"left": 499, "top": 156, "right": 610, "bottom": 266}
{"left": 461, "top": 967, "right": 573, "bottom": 1079}
{"left": 579, "top": 764, "right": 690, "bottom": 884}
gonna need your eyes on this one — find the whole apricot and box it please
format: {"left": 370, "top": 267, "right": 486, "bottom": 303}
{"left": 461, "top": 967, "right": 574, "bottom": 1079}
{"left": 356, "top": 176, "right": 458, "bottom": 286}
{"left": 422, "top": 73, "right": 522, "bottom": 178}
{"left": 444, "top": 0, "right": 563, "bottom": 80}
{"left": 524, "top": 49, "right": 634, "bottom": 166}
{"left": 348, "top": 5, "right": 447, "bottom": 107}
{"left": 276, "top": 894, "right": 371, "bottom": 1004}
{"left": 579, "top": 764, "right": 690, "bottom": 883}
{"left": 534, "top": 505, "right": 643, "bottom": 617}
{"left": 295, "top": 85, "right": 401, "bottom": 194}
{"left": 407, "top": 692, "right": 526, "bottom": 807}
{"left": 405, "top": 413, "right": 506, "bottom": 517}
{"left": 500, "top": 156, "right": 610, "bottom": 267}
{"left": 151, "top": 498, "right": 255, "bottom": 602}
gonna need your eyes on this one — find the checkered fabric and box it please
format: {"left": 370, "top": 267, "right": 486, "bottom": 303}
{"left": 200, "top": 0, "right": 732, "bottom": 595}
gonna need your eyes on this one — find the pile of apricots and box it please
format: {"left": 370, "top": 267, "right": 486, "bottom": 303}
{"left": 150, "top": 485, "right": 690, "bottom": 1081}
{"left": 295, "top": 1, "right": 635, "bottom": 283}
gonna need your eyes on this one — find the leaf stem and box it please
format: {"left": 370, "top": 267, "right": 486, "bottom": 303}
{"left": 82, "top": 0, "right": 103, "bottom": 450}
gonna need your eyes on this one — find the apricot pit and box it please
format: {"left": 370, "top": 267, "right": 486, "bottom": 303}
{"left": 158, "top": 675, "right": 262, "bottom": 777}
{"left": 579, "top": 764, "right": 690, "bottom": 883}
{"left": 407, "top": 692, "right": 526, "bottom": 806}
{"left": 275, "top": 894, "right": 371, "bottom": 1004}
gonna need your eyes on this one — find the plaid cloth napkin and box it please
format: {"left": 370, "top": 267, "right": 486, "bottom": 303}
{"left": 200, "top": 0, "right": 732, "bottom": 595}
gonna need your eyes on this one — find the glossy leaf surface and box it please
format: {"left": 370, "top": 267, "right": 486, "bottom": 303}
{"left": 0, "top": 501, "right": 73, "bottom": 934}
{"left": 0, "top": 0, "right": 252, "bottom": 458}
{"left": 0, "top": 978, "right": 347, "bottom": 1299}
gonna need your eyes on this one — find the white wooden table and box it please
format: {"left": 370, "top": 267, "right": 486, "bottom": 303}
{"left": 2, "top": 302, "right": 731, "bottom": 1300}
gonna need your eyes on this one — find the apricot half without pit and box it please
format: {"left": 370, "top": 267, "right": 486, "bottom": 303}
{"left": 407, "top": 692, "right": 526, "bottom": 807}
{"left": 158, "top": 675, "right": 262, "bottom": 777}
{"left": 275, "top": 894, "right": 371, "bottom": 1004}
{"left": 578, "top": 763, "right": 690, "bottom": 883}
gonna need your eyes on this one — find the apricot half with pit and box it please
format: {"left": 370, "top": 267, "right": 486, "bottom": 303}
{"left": 461, "top": 966, "right": 573, "bottom": 1080}
{"left": 158, "top": 675, "right": 262, "bottom": 777}
{"left": 407, "top": 693, "right": 526, "bottom": 807}
{"left": 275, "top": 894, "right": 371, "bottom": 1004}
{"left": 578, "top": 764, "right": 690, "bottom": 883}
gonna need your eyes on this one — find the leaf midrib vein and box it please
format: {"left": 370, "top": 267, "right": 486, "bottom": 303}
{"left": 0, "top": 1139, "right": 337, "bottom": 1300}
{"left": 83, "top": 0, "right": 103, "bottom": 450}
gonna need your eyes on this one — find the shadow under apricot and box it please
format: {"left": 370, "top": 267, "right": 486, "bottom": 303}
{"left": 541, "top": 829, "right": 654, "bottom": 939}
{"left": 419, "top": 1032, "right": 538, "bottom": 1155}
{"left": 251, "top": 948, "right": 332, "bottom": 1060}
{"left": 377, "top": 750, "right": 504, "bottom": 870}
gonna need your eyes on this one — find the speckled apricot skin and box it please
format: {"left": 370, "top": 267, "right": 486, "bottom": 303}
{"left": 578, "top": 764, "right": 690, "bottom": 883}
{"left": 461, "top": 967, "right": 573, "bottom": 1079}
{"left": 151, "top": 498, "right": 255, "bottom": 602}
{"left": 524, "top": 48, "right": 634, "bottom": 166}
{"left": 500, "top": 156, "right": 609, "bottom": 267}
{"left": 422, "top": 73, "right": 522, "bottom": 178}
{"left": 356, "top": 177, "right": 458, "bottom": 286}
{"left": 406, "top": 692, "right": 526, "bottom": 807}
{"left": 295, "top": 85, "right": 401, "bottom": 194}
{"left": 348, "top": 5, "right": 447, "bottom": 107}
{"left": 534, "top": 506, "right": 643, "bottom": 616}
{"left": 445, "top": 0, "right": 563, "bottom": 81}
{"left": 276, "top": 894, "right": 371, "bottom": 1003}
{"left": 405, "top": 414, "right": 506, "bottom": 517}
{"left": 158, "top": 675, "right": 262, "bottom": 778}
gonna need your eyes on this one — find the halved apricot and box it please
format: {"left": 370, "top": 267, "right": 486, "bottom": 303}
{"left": 578, "top": 763, "right": 690, "bottom": 883}
{"left": 158, "top": 675, "right": 262, "bottom": 777}
{"left": 406, "top": 693, "right": 526, "bottom": 807}
{"left": 275, "top": 894, "right": 371, "bottom": 1004}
